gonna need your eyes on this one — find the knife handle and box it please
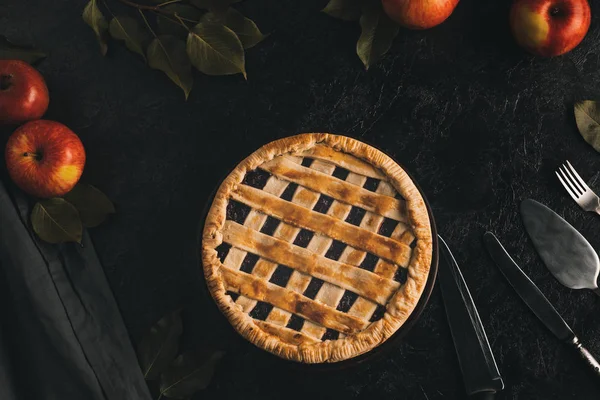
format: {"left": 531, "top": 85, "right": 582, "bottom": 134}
{"left": 571, "top": 336, "right": 600, "bottom": 376}
{"left": 469, "top": 391, "right": 496, "bottom": 399}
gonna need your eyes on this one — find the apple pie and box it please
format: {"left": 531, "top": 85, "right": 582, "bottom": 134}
{"left": 201, "top": 133, "right": 433, "bottom": 363}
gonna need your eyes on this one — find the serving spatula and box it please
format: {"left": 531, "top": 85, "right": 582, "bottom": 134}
{"left": 520, "top": 199, "right": 600, "bottom": 296}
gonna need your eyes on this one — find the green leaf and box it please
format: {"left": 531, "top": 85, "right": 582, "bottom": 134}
{"left": 31, "top": 198, "right": 83, "bottom": 244}
{"left": 575, "top": 100, "right": 600, "bottom": 153}
{"left": 157, "top": 4, "right": 203, "bottom": 38}
{"left": 202, "top": 8, "right": 266, "bottom": 49}
{"left": 356, "top": 1, "right": 398, "bottom": 70}
{"left": 187, "top": 22, "right": 245, "bottom": 77}
{"left": 63, "top": 184, "right": 115, "bottom": 228}
{"left": 0, "top": 36, "right": 46, "bottom": 64}
{"left": 82, "top": 0, "right": 109, "bottom": 56}
{"left": 159, "top": 351, "right": 225, "bottom": 398}
{"left": 322, "top": 0, "right": 365, "bottom": 21}
{"left": 137, "top": 310, "right": 183, "bottom": 380}
{"left": 147, "top": 35, "right": 194, "bottom": 100}
{"left": 109, "top": 16, "right": 149, "bottom": 61}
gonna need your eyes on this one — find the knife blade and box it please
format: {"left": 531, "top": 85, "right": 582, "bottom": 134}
{"left": 520, "top": 199, "right": 600, "bottom": 295}
{"left": 438, "top": 236, "right": 504, "bottom": 399}
{"left": 483, "top": 231, "right": 600, "bottom": 376}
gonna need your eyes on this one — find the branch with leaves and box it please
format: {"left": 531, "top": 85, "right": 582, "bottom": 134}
{"left": 323, "top": 0, "right": 399, "bottom": 70}
{"left": 83, "top": 0, "right": 267, "bottom": 99}
{"left": 137, "top": 310, "right": 224, "bottom": 400}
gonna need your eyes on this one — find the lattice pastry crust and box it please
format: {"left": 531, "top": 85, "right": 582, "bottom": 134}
{"left": 202, "top": 133, "right": 433, "bottom": 363}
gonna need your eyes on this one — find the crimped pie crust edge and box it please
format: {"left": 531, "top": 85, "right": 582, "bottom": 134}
{"left": 201, "top": 133, "right": 433, "bottom": 363}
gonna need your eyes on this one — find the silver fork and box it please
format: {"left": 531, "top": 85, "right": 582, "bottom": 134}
{"left": 556, "top": 161, "right": 600, "bottom": 215}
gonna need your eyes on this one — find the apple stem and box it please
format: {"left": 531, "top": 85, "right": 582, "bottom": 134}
{"left": 23, "top": 152, "right": 41, "bottom": 160}
{"left": 0, "top": 74, "right": 12, "bottom": 91}
{"left": 550, "top": 7, "right": 561, "bottom": 16}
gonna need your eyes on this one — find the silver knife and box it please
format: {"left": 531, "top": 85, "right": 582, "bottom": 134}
{"left": 438, "top": 236, "right": 504, "bottom": 399}
{"left": 520, "top": 199, "right": 600, "bottom": 296}
{"left": 483, "top": 231, "right": 600, "bottom": 376}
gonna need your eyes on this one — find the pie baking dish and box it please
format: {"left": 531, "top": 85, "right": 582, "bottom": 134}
{"left": 201, "top": 133, "right": 434, "bottom": 363}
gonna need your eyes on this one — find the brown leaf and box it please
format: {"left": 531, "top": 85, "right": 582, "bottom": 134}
{"left": 575, "top": 100, "right": 600, "bottom": 153}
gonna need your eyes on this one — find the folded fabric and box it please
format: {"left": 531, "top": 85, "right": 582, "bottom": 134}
{"left": 0, "top": 178, "right": 151, "bottom": 400}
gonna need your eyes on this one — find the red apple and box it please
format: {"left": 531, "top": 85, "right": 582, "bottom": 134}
{"left": 0, "top": 60, "right": 49, "bottom": 124}
{"left": 5, "top": 120, "right": 85, "bottom": 198}
{"left": 382, "top": 0, "right": 460, "bottom": 30}
{"left": 510, "top": 0, "right": 591, "bottom": 57}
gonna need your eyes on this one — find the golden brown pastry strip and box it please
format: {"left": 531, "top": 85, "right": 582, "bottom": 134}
{"left": 221, "top": 268, "right": 368, "bottom": 334}
{"left": 223, "top": 220, "right": 399, "bottom": 305}
{"left": 294, "top": 144, "right": 385, "bottom": 179}
{"left": 261, "top": 156, "right": 405, "bottom": 221}
{"left": 231, "top": 184, "right": 412, "bottom": 266}
{"left": 253, "top": 320, "right": 319, "bottom": 345}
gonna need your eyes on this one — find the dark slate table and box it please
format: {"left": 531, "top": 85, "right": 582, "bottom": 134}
{"left": 3, "top": 0, "right": 600, "bottom": 399}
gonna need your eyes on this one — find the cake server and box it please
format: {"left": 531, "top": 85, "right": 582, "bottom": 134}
{"left": 520, "top": 199, "right": 600, "bottom": 296}
{"left": 483, "top": 232, "right": 600, "bottom": 376}
{"left": 438, "top": 236, "right": 504, "bottom": 399}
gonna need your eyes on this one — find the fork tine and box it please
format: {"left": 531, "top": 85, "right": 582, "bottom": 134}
{"left": 561, "top": 163, "right": 585, "bottom": 194}
{"left": 558, "top": 166, "right": 582, "bottom": 196}
{"left": 560, "top": 164, "right": 585, "bottom": 195}
{"left": 556, "top": 171, "right": 581, "bottom": 202}
{"left": 565, "top": 160, "right": 591, "bottom": 191}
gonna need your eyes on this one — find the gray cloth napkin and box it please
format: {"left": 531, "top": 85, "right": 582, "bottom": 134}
{"left": 0, "top": 178, "right": 151, "bottom": 400}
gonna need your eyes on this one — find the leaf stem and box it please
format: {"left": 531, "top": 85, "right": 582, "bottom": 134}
{"left": 138, "top": 9, "right": 158, "bottom": 39}
{"left": 117, "top": 0, "right": 162, "bottom": 12}
{"left": 156, "top": 0, "right": 182, "bottom": 7}
{"left": 156, "top": 393, "right": 164, "bottom": 400}
{"left": 172, "top": 12, "right": 192, "bottom": 31}
{"left": 120, "top": 0, "right": 199, "bottom": 25}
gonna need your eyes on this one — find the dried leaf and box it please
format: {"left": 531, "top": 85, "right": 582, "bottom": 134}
{"left": 157, "top": 5, "right": 202, "bottom": 38}
{"left": 575, "top": 100, "right": 600, "bottom": 153}
{"left": 109, "top": 16, "right": 149, "bottom": 61}
{"left": 63, "top": 184, "right": 115, "bottom": 228}
{"left": 137, "top": 310, "right": 183, "bottom": 380}
{"left": 159, "top": 351, "right": 225, "bottom": 398}
{"left": 202, "top": 8, "right": 266, "bottom": 49}
{"left": 356, "top": 1, "right": 398, "bottom": 70}
{"left": 322, "top": 0, "right": 364, "bottom": 21}
{"left": 187, "top": 22, "right": 245, "bottom": 77}
{"left": 82, "top": 0, "right": 109, "bottom": 56}
{"left": 0, "top": 36, "right": 46, "bottom": 64}
{"left": 147, "top": 35, "right": 194, "bottom": 99}
{"left": 31, "top": 198, "right": 83, "bottom": 244}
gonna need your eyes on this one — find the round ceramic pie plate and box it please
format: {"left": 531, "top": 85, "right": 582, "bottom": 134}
{"left": 198, "top": 134, "right": 438, "bottom": 368}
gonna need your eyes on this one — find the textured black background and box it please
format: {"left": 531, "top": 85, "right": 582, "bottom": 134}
{"left": 3, "top": 0, "right": 600, "bottom": 399}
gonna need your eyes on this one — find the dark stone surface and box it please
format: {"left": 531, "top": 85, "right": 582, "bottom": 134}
{"left": 3, "top": 0, "right": 600, "bottom": 398}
